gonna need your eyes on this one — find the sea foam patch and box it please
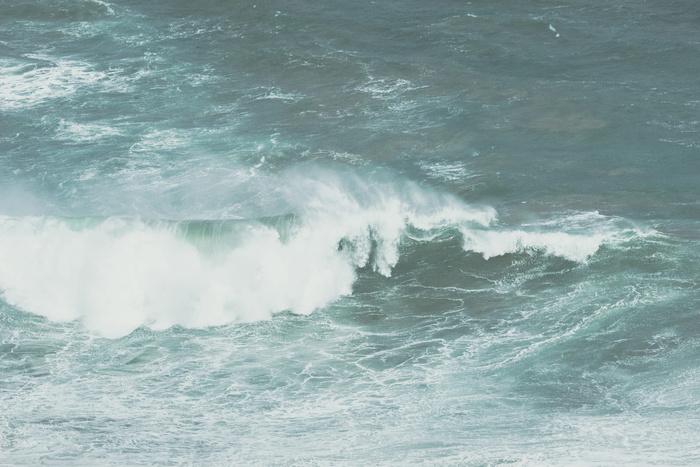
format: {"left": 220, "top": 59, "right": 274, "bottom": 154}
{"left": 0, "top": 57, "right": 108, "bottom": 110}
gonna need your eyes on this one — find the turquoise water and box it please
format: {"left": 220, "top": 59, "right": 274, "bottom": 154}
{"left": 1, "top": 0, "right": 699, "bottom": 465}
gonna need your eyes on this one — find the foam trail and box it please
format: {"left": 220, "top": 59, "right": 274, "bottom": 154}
{"left": 459, "top": 210, "right": 646, "bottom": 261}
{"left": 460, "top": 228, "right": 606, "bottom": 262}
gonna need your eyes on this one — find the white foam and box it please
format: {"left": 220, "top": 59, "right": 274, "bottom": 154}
{"left": 356, "top": 78, "right": 426, "bottom": 100}
{"left": 254, "top": 87, "right": 304, "bottom": 101}
{"left": 419, "top": 161, "right": 481, "bottom": 182}
{"left": 459, "top": 209, "right": 644, "bottom": 262}
{"left": 0, "top": 216, "right": 355, "bottom": 338}
{"left": 0, "top": 57, "right": 108, "bottom": 110}
{"left": 282, "top": 172, "right": 495, "bottom": 275}
{"left": 55, "top": 119, "right": 124, "bottom": 143}
{"left": 87, "top": 0, "right": 115, "bottom": 15}
{"left": 129, "top": 129, "right": 191, "bottom": 153}
{"left": 460, "top": 228, "right": 606, "bottom": 262}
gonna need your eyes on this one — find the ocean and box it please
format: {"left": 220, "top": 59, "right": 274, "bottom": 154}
{"left": 1, "top": 0, "right": 699, "bottom": 465}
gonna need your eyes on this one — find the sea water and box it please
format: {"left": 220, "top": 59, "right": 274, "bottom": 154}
{"left": 1, "top": 0, "right": 699, "bottom": 465}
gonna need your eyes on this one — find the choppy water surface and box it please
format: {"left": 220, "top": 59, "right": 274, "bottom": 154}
{"left": 1, "top": 0, "right": 699, "bottom": 465}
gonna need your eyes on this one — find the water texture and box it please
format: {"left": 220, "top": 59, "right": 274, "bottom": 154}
{"left": 1, "top": 0, "right": 699, "bottom": 465}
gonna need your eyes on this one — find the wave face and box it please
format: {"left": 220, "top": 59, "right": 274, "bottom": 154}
{"left": 2, "top": 0, "right": 700, "bottom": 465}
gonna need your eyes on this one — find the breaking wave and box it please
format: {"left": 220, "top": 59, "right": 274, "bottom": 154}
{"left": 0, "top": 176, "right": 642, "bottom": 337}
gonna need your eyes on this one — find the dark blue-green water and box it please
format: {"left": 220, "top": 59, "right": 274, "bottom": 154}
{"left": 1, "top": 0, "right": 699, "bottom": 465}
